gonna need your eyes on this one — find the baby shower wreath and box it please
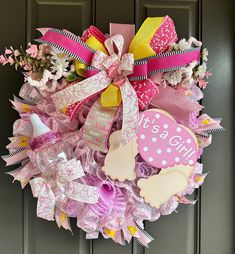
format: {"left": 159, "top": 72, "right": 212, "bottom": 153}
{"left": 1, "top": 16, "right": 223, "bottom": 246}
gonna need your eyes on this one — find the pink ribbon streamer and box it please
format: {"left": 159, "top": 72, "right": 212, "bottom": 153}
{"left": 36, "top": 29, "right": 94, "bottom": 65}
{"left": 129, "top": 48, "right": 201, "bottom": 80}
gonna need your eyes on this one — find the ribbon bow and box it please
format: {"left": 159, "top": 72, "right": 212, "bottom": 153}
{"left": 36, "top": 16, "right": 201, "bottom": 152}
{"left": 92, "top": 34, "right": 134, "bottom": 107}
{"left": 30, "top": 159, "right": 99, "bottom": 221}
{"left": 49, "top": 34, "right": 139, "bottom": 151}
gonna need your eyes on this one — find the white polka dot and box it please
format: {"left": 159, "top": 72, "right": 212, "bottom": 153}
{"left": 162, "top": 160, "right": 167, "bottom": 165}
{"left": 166, "top": 148, "right": 172, "bottom": 153}
{"left": 175, "top": 157, "right": 180, "bottom": 163}
{"left": 143, "top": 146, "right": 149, "bottom": 152}
{"left": 156, "top": 149, "right": 162, "bottom": 154}
{"left": 176, "top": 127, "right": 182, "bottom": 132}
{"left": 186, "top": 138, "right": 192, "bottom": 144}
{"left": 148, "top": 157, "right": 153, "bottom": 162}
{"left": 140, "top": 134, "right": 145, "bottom": 140}
{"left": 163, "top": 124, "right": 169, "bottom": 129}
{"left": 189, "top": 160, "right": 194, "bottom": 165}
{"left": 152, "top": 137, "right": 157, "bottom": 142}
{"left": 155, "top": 113, "right": 160, "bottom": 119}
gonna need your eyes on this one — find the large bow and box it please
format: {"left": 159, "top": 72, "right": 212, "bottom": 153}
{"left": 30, "top": 159, "right": 99, "bottom": 221}
{"left": 51, "top": 35, "right": 139, "bottom": 152}
{"left": 36, "top": 16, "right": 201, "bottom": 152}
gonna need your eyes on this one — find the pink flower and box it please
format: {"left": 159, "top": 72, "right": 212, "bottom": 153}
{"left": 205, "top": 71, "right": 212, "bottom": 78}
{"left": 26, "top": 44, "right": 38, "bottom": 58}
{"left": 0, "top": 54, "right": 9, "bottom": 65}
{"left": 198, "top": 79, "right": 208, "bottom": 89}
{"left": 5, "top": 48, "right": 13, "bottom": 55}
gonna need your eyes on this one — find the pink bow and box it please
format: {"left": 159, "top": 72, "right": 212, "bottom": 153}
{"left": 90, "top": 34, "right": 134, "bottom": 81}
{"left": 30, "top": 159, "right": 99, "bottom": 221}
{"left": 52, "top": 35, "right": 139, "bottom": 151}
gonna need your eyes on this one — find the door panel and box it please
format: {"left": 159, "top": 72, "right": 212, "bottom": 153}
{"left": 0, "top": 1, "right": 26, "bottom": 254}
{"left": 135, "top": 2, "right": 200, "bottom": 254}
{"left": 27, "top": 0, "right": 93, "bottom": 40}
{"left": 201, "top": 1, "right": 234, "bottom": 254}
{"left": 0, "top": 0, "right": 234, "bottom": 254}
{"left": 135, "top": 0, "right": 199, "bottom": 38}
{"left": 22, "top": 1, "right": 94, "bottom": 254}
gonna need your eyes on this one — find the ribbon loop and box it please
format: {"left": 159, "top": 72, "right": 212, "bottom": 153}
{"left": 30, "top": 159, "right": 99, "bottom": 221}
{"left": 105, "top": 34, "right": 124, "bottom": 58}
{"left": 30, "top": 177, "right": 56, "bottom": 221}
{"left": 52, "top": 71, "right": 112, "bottom": 110}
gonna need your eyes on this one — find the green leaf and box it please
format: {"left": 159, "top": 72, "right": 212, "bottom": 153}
{"left": 66, "top": 71, "right": 79, "bottom": 82}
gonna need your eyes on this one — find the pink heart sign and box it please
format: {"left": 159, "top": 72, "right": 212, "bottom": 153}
{"left": 137, "top": 109, "right": 198, "bottom": 168}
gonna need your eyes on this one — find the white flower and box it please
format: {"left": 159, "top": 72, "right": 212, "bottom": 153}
{"left": 201, "top": 48, "right": 208, "bottom": 62}
{"left": 164, "top": 69, "right": 183, "bottom": 85}
{"left": 178, "top": 39, "right": 191, "bottom": 51}
{"left": 194, "top": 62, "right": 207, "bottom": 78}
{"left": 188, "top": 37, "right": 202, "bottom": 47}
{"left": 168, "top": 43, "right": 178, "bottom": 51}
{"left": 51, "top": 48, "right": 70, "bottom": 70}
{"left": 180, "top": 78, "right": 194, "bottom": 88}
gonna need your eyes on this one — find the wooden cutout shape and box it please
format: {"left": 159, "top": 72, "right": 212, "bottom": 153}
{"left": 102, "top": 130, "right": 138, "bottom": 182}
{"left": 137, "top": 109, "right": 199, "bottom": 168}
{"left": 137, "top": 164, "right": 193, "bottom": 208}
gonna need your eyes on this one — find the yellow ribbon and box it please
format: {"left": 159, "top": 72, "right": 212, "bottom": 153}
{"left": 75, "top": 17, "right": 166, "bottom": 108}
{"left": 129, "top": 17, "right": 165, "bottom": 59}
{"left": 101, "top": 16, "right": 166, "bottom": 106}
{"left": 75, "top": 35, "right": 107, "bottom": 77}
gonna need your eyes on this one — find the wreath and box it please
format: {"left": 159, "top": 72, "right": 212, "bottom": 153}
{"left": 0, "top": 16, "right": 223, "bottom": 246}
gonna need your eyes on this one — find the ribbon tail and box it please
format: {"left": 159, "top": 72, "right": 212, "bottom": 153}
{"left": 119, "top": 79, "right": 139, "bottom": 146}
{"left": 52, "top": 71, "right": 111, "bottom": 110}
{"left": 30, "top": 178, "right": 56, "bottom": 221}
{"left": 83, "top": 99, "right": 119, "bottom": 153}
{"left": 2, "top": 149, "right": 28, "bottom": 166}
{"left": 60, "top": 182, "right": 99, "bottom": 204}
{"left": 7, "top": 162, "right": 40, "bottom": 188}
{"left": 134, "top": 227, "right": 154, "bottom": 247}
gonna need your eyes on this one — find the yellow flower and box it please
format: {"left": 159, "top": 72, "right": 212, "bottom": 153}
{"left": 61, "top": 212, "right": 67, "bottom": 222}
{"left": 105, "top": 228, "right": 115, "bottom": 238}
{"left": 21, "top": 104, "right": 31, "bottom": 113}
{"left": 202, "top": 119, "right": 210, "bottom": 125}
{"left": 127, "top": 226, "right": 137, "bottom": 236}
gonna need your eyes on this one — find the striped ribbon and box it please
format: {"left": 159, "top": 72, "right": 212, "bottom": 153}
{"left": 36, "top": 29, "right": 201, "bottom": 81}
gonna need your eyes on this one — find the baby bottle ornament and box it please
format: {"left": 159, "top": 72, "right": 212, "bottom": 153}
{"left": 29, "top": 113, "right": 74, "bottom": 176}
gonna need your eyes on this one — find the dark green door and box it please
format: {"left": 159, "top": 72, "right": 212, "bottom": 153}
{"left": 0, "top": 0, "right": 234, "bottom": 254}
